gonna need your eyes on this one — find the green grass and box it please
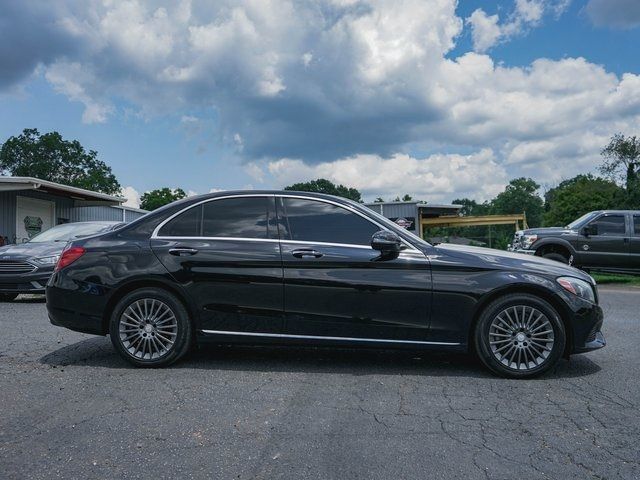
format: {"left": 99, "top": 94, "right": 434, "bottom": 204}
{"left": 591, "top": 272, "right": 640, "bottom": 285}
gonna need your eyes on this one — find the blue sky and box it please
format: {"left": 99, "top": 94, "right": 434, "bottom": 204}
{"left": 1, "top": 0, "right": 639, "bottom": 206}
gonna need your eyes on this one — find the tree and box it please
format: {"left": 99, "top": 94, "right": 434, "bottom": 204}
{"left": 392, "top": 194, "right": 413, "bottom": 202}
{"left": 0, "top": 128, "right": 121, "bottom": 195}
{"left": 543, "top": 175, "right": 624, "bottom": 227}
{"left": 490, "top": 177, "right": 544, "bottom": 227}
{"left": 451, "top": 198, "right": 490, "bottom": 217}
{"left": 140, "top": 188, "right": 187, "bottom": 211}
{"left": 284, "top": 178, "right": 362, "bottom": 202}
{"left": 599, "top": 133, "right": 640, "bottom": 208}
{"left": 373, "top": 197, "right": 385, "bottom": 203}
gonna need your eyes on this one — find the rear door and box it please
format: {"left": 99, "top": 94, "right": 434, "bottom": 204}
{"left": 630, "top": 214, "right": 640, "bottom": 269}
{"left": 150, "top": 195, "right": 284, "bottom": 333}
{"left": 277, "top": 196, "right": 431, "bottom": 341}
{"left": 579, "top": 213, "right": 629, "bottom": 268}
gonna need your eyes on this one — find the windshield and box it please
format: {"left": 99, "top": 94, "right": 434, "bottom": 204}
{"left": 28, "top": 223, "right": 115, "bottom": 243}
{"left": 566, "top": 212, "right": 599, "bottom": 229}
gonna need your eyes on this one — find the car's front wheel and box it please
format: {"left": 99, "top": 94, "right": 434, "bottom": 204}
{"left": 474, "top": 293, "right": 566, "bottom": 378}
{"left": 109, "top": 288, "right": 192, "bottom": 367}
{"left": 0, "top": 293, "right": 19, "bottom": 302}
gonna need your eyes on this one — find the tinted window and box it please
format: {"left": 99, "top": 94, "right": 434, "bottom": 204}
{"left": 634, "top": 215, "right": 640, "bottom": 235}
{"left": 590, "top": 215, "right": 626, "bottom": 236}
{"left": 202, "top": 197, "right": 268, "bottom": 238}
{"left": 281, "top": 198, "right": 379, "bottom": 245}
{"left": 158, "top": 205, "right": 201, "bottom": 237}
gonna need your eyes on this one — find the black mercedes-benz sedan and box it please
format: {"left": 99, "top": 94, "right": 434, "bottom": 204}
{"left": 46, "top": 191, "right": 605, "bottom": 378}
{"left": 0, "top": 221, "right": 124, "bottom": 301}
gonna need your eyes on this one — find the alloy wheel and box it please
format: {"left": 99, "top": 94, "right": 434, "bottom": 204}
{"left": 118, "top": 298, "right": 178, "bottom": 360}
{"left": 488, "top": 305, "right": 555, "bottom": 371}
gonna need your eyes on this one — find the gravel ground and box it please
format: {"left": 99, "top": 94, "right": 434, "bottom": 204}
{"left": 1, "top": 286, "right": 639, "bottom": 479}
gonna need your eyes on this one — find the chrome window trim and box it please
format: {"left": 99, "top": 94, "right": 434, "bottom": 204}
{"left": 199, "top": 329, "right": 460, "bottom": 346}
{"left": 151, "top": 192, "right": 420, "bottom": 253}
{"left": 153, "top": 236, "right": 279, "bottom": 243}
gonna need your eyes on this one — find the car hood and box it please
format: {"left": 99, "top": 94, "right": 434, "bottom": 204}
{"left": 434, "top": 243, "right": 593, "bottom": 283}
{"left": 0, "top": 242, "right": 64, "bottom": 260}
{"left": 521, "top": 227, "right": 576, "bottom": 236}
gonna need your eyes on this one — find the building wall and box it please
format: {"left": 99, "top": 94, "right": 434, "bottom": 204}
{"left": 365, "top": 203, "right": 419, "bottom": 231}
{"left": 0, "top": 190, "right": 75, "bottom": 243}
{"left": 0, "top": 190, "right": 147, "bottom": 244}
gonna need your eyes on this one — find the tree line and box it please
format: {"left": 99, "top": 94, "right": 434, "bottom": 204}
{"left": 1, "top": 129, "right": 638, "bottom": 231}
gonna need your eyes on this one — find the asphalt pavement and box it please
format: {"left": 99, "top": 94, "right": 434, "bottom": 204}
{"left": 1, "top": 286, "right": 639, "bottom": 479}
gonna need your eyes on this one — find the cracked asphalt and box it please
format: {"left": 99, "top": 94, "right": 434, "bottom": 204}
{"left": 1, "top": 286, "right": 639, "bottom": 480}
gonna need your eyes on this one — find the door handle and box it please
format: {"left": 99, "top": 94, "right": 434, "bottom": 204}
{"left": 291, "top": 248, "right": 323, "bottom": 259}
{"left": 169, "top": 247, "right": 199, "bottom": 256}
{"left": 624, "top": 238, "right": 630, "bottom": 243}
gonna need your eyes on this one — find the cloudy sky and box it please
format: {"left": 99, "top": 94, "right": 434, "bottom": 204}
{"left": 1, "top": 0, "right": 639, "bottom": 207}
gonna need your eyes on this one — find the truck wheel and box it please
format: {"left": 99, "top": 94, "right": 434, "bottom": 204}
{"left": 542, "top": 252, "right": 569, "bottom": 264}
{"left": 0, "top": 293, "right": 19, "bottom": 302}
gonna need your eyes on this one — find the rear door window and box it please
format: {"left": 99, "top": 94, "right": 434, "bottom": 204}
{"left": 202, "top": 197, "right": 269, "bottom": 239}
{"left": 158, "top": 197, "right": 272, "bottom": 238}
{"left": 634, "top": 215, "right": 640, "bottom": 236}
{"left": 158, "top": 205, "right": 202, "bottom": 237}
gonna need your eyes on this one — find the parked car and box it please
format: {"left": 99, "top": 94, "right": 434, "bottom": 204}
{"left": 0, "top": 221, "right": 124, "bottom": 301}
{"left": 509, "top": 210, "right": 640, "bottom": 273}
{"left": 46, "top": 192, "right": 605, "bottom": 378}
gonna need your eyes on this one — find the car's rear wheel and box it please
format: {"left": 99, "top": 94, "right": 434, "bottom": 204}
{"left": 474, "top": 293, "right": 565, "bottom": 378}
{"left": 0, "top": 293, "right": 19, "bottom": 302}
{"left": 109, "top": 288, "right": 192, "bottom": 367}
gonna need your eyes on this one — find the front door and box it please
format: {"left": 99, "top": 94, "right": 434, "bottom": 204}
{"left": 150, "top": 195, "right": 284, "bottom": 333}
{"left": 277, "top": 196, "right": 431, "bottom": 341}
{"left": 579, "top": 213, "right": 629, "bottom": 268}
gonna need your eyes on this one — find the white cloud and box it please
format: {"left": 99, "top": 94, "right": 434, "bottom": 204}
{"left": 45, "top": 62, "right": 113, "bottom": 123}
{"left": 121, "top": 186, "right": 141, "bottom": 208}
{"left": 466, "top": 10, "right": 501, "bottom": 53}
{"left": 267, "top": 149, "right": 508, "bottom": 202}
{"left": 467, "top": 0, "right": 567, "bottom": 52}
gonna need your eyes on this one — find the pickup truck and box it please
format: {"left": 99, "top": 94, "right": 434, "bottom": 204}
{"left": 509, "top": 210, "right": 640, "bottom": 273}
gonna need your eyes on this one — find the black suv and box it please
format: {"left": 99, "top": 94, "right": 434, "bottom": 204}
{"left": 47, "top": 191, "right": 605, "bottom": 378}
{"left": 509, "top": 210, "right": 640, "bottom": 272}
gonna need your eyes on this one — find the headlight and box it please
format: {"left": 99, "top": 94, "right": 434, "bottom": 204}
{"left": 35, "top": 255, "right": 60, "bottom": 265}
{"left": 557, "top": 276, "right": 595, "bottom": 303}
{"left": 521, "top": 234, "right": 538, "bottom": 249}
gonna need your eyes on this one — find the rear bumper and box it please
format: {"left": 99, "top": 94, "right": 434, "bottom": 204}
{"left": 46, "top": 285, "right": 106, "bottom": 335}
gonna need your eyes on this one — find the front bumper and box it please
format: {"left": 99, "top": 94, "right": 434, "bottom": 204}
{"left": 507, "top": 247, "right": 535, "bottom": 255}
{"left": 573, "top": 305, "right": 605, "bottom": 353}
{"left": 0, "top": 270, "right": 53, "bottom": 293}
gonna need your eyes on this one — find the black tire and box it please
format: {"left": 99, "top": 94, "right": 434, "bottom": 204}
{"left": 109, "top": 288, "right": 192, "bottom": 367}
{"left": 542, "top": 252, "right": 569, "bottom": 264}
{"left": 474, "top": 293, "right": 566, "bottom": 379}
{"left": 0, "top": 293, "right": 19, "bottom": 302}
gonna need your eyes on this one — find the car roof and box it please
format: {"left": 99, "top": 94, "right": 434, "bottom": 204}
{"left": 592, "top": 210, "right": 640, "bottom": 214}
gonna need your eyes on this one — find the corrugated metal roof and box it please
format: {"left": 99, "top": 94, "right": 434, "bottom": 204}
{"left": 0, "top": 176, "right": 123, "bottom": 204}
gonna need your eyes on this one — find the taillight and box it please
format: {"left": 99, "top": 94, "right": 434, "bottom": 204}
{"left": 54, "top": 246, "right": 86, "bottom": 272}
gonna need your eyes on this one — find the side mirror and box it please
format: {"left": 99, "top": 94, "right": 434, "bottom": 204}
{"left": 371, "top": 230, "right": 402, "bottom": 253}
{"left": 582, "top": 224, "right": 597, "bottom": 237}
